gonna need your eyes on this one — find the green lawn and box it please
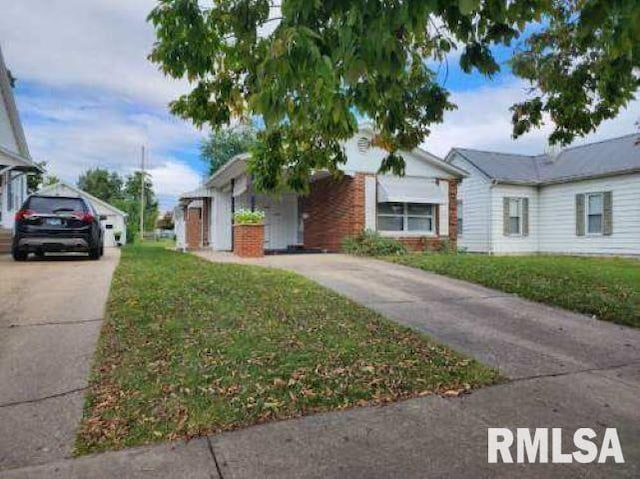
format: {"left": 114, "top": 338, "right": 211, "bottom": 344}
{"left": 76, "top": 243, "right": 499, "bottom": 454}
{"left": 387, "top": 254, "right": 640, "bottom": 328}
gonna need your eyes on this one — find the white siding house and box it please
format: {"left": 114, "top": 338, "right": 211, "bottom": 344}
{"left": 447, "top": 134, "right": 640, "bottom": 255}
{"left": 0, "top": 45, "right": 42, "bottom": 232}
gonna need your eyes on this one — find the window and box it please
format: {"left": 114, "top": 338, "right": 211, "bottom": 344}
{"left": 26, "top": 196, "right": 87, "bottom": 214}
{"left": 508, "top": 198, "right": 522, "bottom": 235}
{"left": 377, "top": 202, "right": 434, "bottom": 233}
{"left": 586, "top": 192, "right": 603, "bottom": 234}
{"left": 457, "top": 200, "right": 463, "bottom": 236}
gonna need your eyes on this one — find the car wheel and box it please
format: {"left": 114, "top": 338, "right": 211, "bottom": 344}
{"left": 12, "top": 248, "right": 28, "bottom": 261}
{"left": 99, "top": 245, "right": 104, "bottom": 257}
{"left": 89, "top": 247, "right": 100, "bottom": 260}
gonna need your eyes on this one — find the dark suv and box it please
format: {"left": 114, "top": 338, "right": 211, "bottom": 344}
{"left": 12, "top": 194, "right": 104, "bottom": 261}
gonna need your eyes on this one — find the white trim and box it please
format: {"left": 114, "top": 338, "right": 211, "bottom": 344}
{"left": 377, "top": 202, "right": 435, "bottom": 234}
{"left": 585, "top": 191, "right": 604, "bottom": 236}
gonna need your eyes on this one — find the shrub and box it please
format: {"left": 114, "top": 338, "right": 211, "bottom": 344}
{"left": 233, "top": 208, "right": 265, "bottom": 225}
{"left": 341, "top": 229, "right": 407, "bottom": 256}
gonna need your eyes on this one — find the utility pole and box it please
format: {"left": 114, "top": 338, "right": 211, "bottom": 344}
{"left": 139, "top": 145, "right": 145, "bottom": 242}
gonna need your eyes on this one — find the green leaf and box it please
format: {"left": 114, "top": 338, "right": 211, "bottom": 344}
{"left": 458, "top": 0, "right": 479, "bottom": 15}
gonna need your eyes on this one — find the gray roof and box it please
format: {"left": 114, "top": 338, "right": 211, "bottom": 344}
{"left": 451, "top": 133, "right": 640, "bottom": 185}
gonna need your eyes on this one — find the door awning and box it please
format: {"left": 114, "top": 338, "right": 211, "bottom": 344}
{"left": 377, "top": 175, "right": 445, "bottom": 204}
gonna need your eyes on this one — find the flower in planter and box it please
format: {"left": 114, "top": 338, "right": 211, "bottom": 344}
{"left": 233, "top": 208, "right": 265, "bottom": 225}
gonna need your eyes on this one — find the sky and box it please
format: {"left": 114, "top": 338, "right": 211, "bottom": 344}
{"left": 1, "top": 1, "right": 638, "bottom": 211}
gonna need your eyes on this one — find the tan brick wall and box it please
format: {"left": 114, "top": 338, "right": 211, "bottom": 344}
{"left": 202, "top": 198, "right": 211, "bottom": 247}
{"left": 186, "top": 207, "right": 202, "bottom": 250}
{"left": 447, "top": 179, "right": 459, "bottom": 249}
{"left": 233, "top": 224, "right": 265, "bottom": 257}
{"left": 301, "top": 173, "right": 367, "bottom": 252}
{"left": 301, "top": 173, "right": 459, "bottom": 253}
{"left": 395, "top": 236, "right": 446, "bottom": 252}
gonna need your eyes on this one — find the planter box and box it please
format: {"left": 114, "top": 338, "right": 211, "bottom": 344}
{"left": 233, "top": 224, "right": 265, "bottom": 258}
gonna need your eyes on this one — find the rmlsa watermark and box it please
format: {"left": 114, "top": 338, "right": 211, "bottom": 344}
{"left": 488, "top": 428, "right": 624, "bottom": 464}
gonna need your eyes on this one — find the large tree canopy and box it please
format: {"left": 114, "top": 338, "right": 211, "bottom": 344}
{"left": 78, "top": 167, "right": 124, "bottom": 204}
{"left": 148, "top": 0, "right": 639, "bottom": 191}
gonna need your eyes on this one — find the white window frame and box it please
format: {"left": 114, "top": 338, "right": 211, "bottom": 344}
{"left": 377, "top": 202, "right": 435, "bottom": 235}
{"left": 507, "top": 197, "right": 523, "bottom": 237}
{"left": 585, "top": 192, "right": 604, "bottom": 236}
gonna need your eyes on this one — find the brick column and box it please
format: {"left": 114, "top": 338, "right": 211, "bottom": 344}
{"left": 447, "top": 179, "right": 459, "bottom": 249}
{"left": 233, "top": 224, "right": 264, "bottom": 257}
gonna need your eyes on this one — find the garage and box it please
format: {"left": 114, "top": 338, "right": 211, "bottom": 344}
{"left": 37, "top": 181, "right": 127, "bottom": 247}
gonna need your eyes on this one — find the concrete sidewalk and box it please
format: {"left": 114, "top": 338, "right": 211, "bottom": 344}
{"left": 3, "top": 251, "right": 638, "bottom": 477}
{"left": 4, "top": 366, "right": 638, "bottom": 478}
{"left": 0, "top": 250, "right": 120, "bottom": 470}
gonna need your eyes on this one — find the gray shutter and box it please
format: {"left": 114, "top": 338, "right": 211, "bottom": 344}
{"left": 503, "top": 197, "right": 510, "bottom": 236}
{"left": 603, "top": 191, "right": 613, "bottom": 235}
{"left": 576, "top": 194, "right": 585, "bottom": 236}
{"left": 522, "top": 198, "right": 529, "bottom": 236}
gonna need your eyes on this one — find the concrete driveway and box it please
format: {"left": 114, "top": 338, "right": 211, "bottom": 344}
{"left": 194, "top": 252, "right": 640, "bottom": 477}
{"left": 0, "top": 250, "right": 120, "bottom": 470}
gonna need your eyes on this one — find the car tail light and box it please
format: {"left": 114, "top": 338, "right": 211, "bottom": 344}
{"left": 72, "top": 211, "right": 94, "bottom": 223}
{"left": 15, "top": 209, "right": 35, "bottom": 221}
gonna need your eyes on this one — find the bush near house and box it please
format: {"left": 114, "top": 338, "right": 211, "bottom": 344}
{"left": 76, "top": 243, "right": 499, "bottom": 454}
{"left": 342, "top": 229, "right": 407, "bottom": 256}
{"left": 387, "top": 254, "right": 640, "bottom": 328}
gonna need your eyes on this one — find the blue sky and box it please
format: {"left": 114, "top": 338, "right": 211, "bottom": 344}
{"left": 2, "top": 1, "right": 638, "bottom": 211}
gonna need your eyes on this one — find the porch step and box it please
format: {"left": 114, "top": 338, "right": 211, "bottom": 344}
{"left": 0, "top": 229, "right": 12, "bottom": 254}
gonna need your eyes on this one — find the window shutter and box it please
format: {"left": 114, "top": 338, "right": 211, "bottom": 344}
{"left": 503, "top": 197, "right": 510, "bottom": 236}
{"left": 575, "top": 194, "right": 585, "bottom": 236}
{"left": 603, "top": 191, "right": 613, "bottom": 235}
{"left": 522, "top": 198, "right": 529, "bottom": 236}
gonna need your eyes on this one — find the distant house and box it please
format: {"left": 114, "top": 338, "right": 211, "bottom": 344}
{"left": 446, "top": 134, "right": 640, "bottom": 255}
{"left": 37, "top": 181, "right": 127, "bottom": 247}
{"left": 176, "top": 124, "right": 467, "bottom": 253}
{"left": 0, "top": 44, "right": 43, "bottom": 233}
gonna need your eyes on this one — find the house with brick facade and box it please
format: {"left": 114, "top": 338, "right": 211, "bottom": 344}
{"left": 177, "top": 125, "right": 467, "bottom": 253}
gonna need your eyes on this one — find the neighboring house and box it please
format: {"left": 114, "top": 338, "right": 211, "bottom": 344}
{"left": 447, "top": 133, "right": 640, "bottom": 255}
{"left": 37, "top": 181, "right": 128, "bottom": 246}
{"left": 177, "top": 125, "right": 467, "bottom": 252}
{"left": 0, "top": 44, "right": 43, "bottom": 233}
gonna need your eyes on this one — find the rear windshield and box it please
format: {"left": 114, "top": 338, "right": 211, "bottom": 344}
{"left": 27, "top": 196, "right": 87, "bottom": 214}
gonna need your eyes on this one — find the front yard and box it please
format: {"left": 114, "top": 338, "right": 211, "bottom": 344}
{"left": 76, "top": 243, "right": 499, "bottom": 454}
{"left": 387, "top": 254, "right": 640, "bottom": 328}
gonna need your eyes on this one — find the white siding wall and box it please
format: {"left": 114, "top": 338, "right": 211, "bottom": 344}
{"left": 342, "top": 135, "right": 456, "bottom": 179}
{"left": 364, "top": 175, "right": 376, "bottom": 230}
{"left": 439, "top": 179, "right": 449, "bottom": 237}
{"left": 174, "top": 208, "right": 186, "bottom": 250}
{"left": 538, "top": 173, "right": 640, "bottom": 255}
{"left": 0, "top": 93, "right": 19, "bottom": 153}
{"left": 490, "top": 184, "right": 539, "bottom": 254}
{"left": 450, "top": 155, "right": 492, "bottom": 252}
{"left": 212, "top": 189, "right": 232, "bottom": 251}
{"left": 1, "top": 172, "right": 27, "bottom": 229}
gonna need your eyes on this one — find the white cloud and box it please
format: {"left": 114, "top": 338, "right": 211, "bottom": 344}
{"left": 17, "top": 88, "right": 206, "bottom": 210}
{"left": 0, "top": 0, "right": 186, "bottom": 108}
{"left": 425, "top": 80, "right": 639, "bottom": 157}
